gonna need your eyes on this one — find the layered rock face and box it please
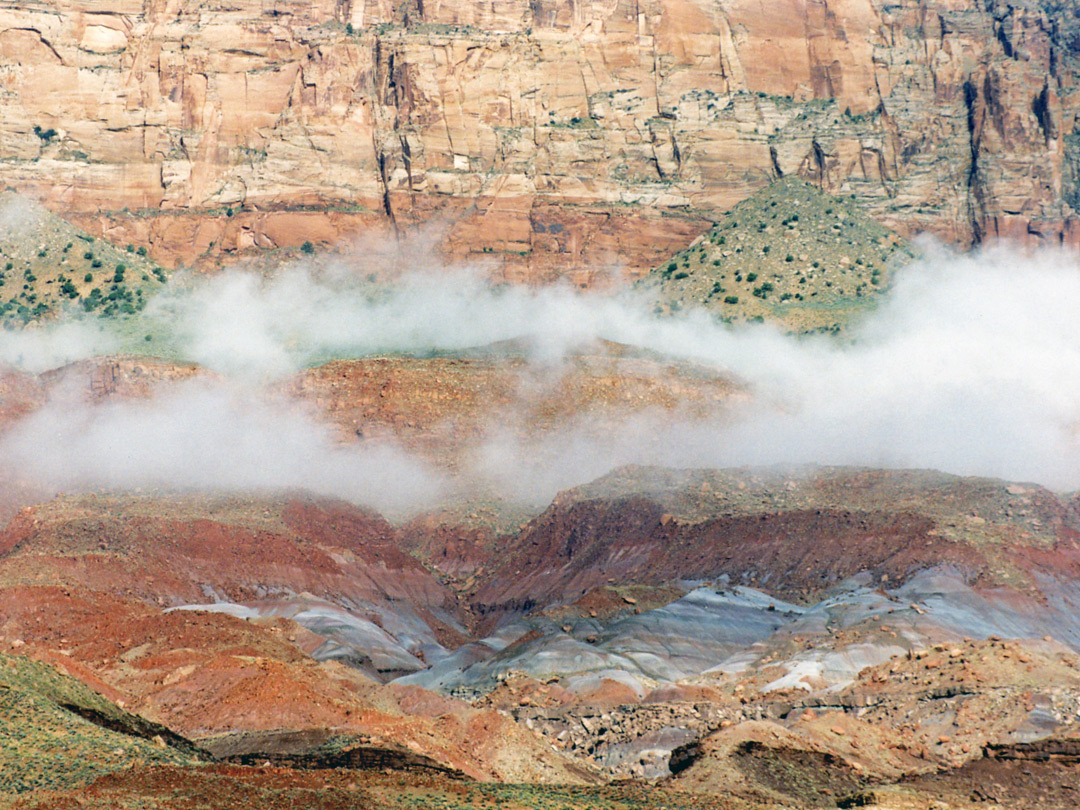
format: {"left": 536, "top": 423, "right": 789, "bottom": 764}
{"left": 1, "top": 0, "right": 1077, "bottom": 276}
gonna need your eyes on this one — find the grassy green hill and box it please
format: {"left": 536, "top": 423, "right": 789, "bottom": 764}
{"left": 0, "top": 653, "right": 197, "bottom": 797}
{"left": 638, "top": 177, "right": 916, "bottom": 333}
{"left": 0, "top": 192, "right": 167, "bottom": 326}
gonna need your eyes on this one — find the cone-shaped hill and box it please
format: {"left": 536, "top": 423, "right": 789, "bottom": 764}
{"left": 0, "top": 192, "right": 167, "bottom": 325}
{"left": 638, "top": 177, "right": 915, "bottom": 333}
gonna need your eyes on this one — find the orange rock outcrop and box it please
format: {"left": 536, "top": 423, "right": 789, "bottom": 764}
{"left": 0, "top": 0, "right": 1076, "bottom": 275}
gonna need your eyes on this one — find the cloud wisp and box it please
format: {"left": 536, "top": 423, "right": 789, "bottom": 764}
{"left": 0, "top": 242, "right": 1078, "bottom": 513}
{"left": 0, "top": 378, "right": 444, "bottom": 516}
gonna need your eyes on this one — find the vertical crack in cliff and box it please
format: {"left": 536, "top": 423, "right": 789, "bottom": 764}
{"left": 994, "top": 16, "right": 1015, "bottom": 60}
{"left": 371, "top": 32, "right": 400, "bottom": 236}
{"left": 1032, "top": 80, "right": 1057, "bottom": 146}
{"left": 649, "top": 34, "right": 663, "bottom": 120}
{"left": 437, "top": 46, "right": 457, "bottom": 164}
{"left": 963, "top": 75, "right": 987, "bottom": 244}
{"left": 399, "top": 132, "right": 413, "bottom": 192}
{"left": 770, "top": 146, "right": 783, "bottom": 179}
{"left": 810, "top": 139, "right": 828, "bottom": 189}
{"left": 715, "top": 12, "right": 746, "bottom": 93}
{"left": 377, "top": 151, "right": 398, "bottom": 236}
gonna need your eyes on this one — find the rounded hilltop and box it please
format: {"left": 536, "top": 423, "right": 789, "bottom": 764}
{"left": 0, "top": 192, "right": 166, "bottom": 325}
{"left": 639, "top": 177, "right": 914, "bottom": 333}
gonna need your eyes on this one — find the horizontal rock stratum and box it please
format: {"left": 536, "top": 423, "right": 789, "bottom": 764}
{"left": 2, "top": 0, "right": 1078, "bottom": 276}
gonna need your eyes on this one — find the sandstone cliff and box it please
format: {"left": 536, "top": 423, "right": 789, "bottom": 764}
{"left": 0, "top": 0, "right": 1077, "bottom": 277}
